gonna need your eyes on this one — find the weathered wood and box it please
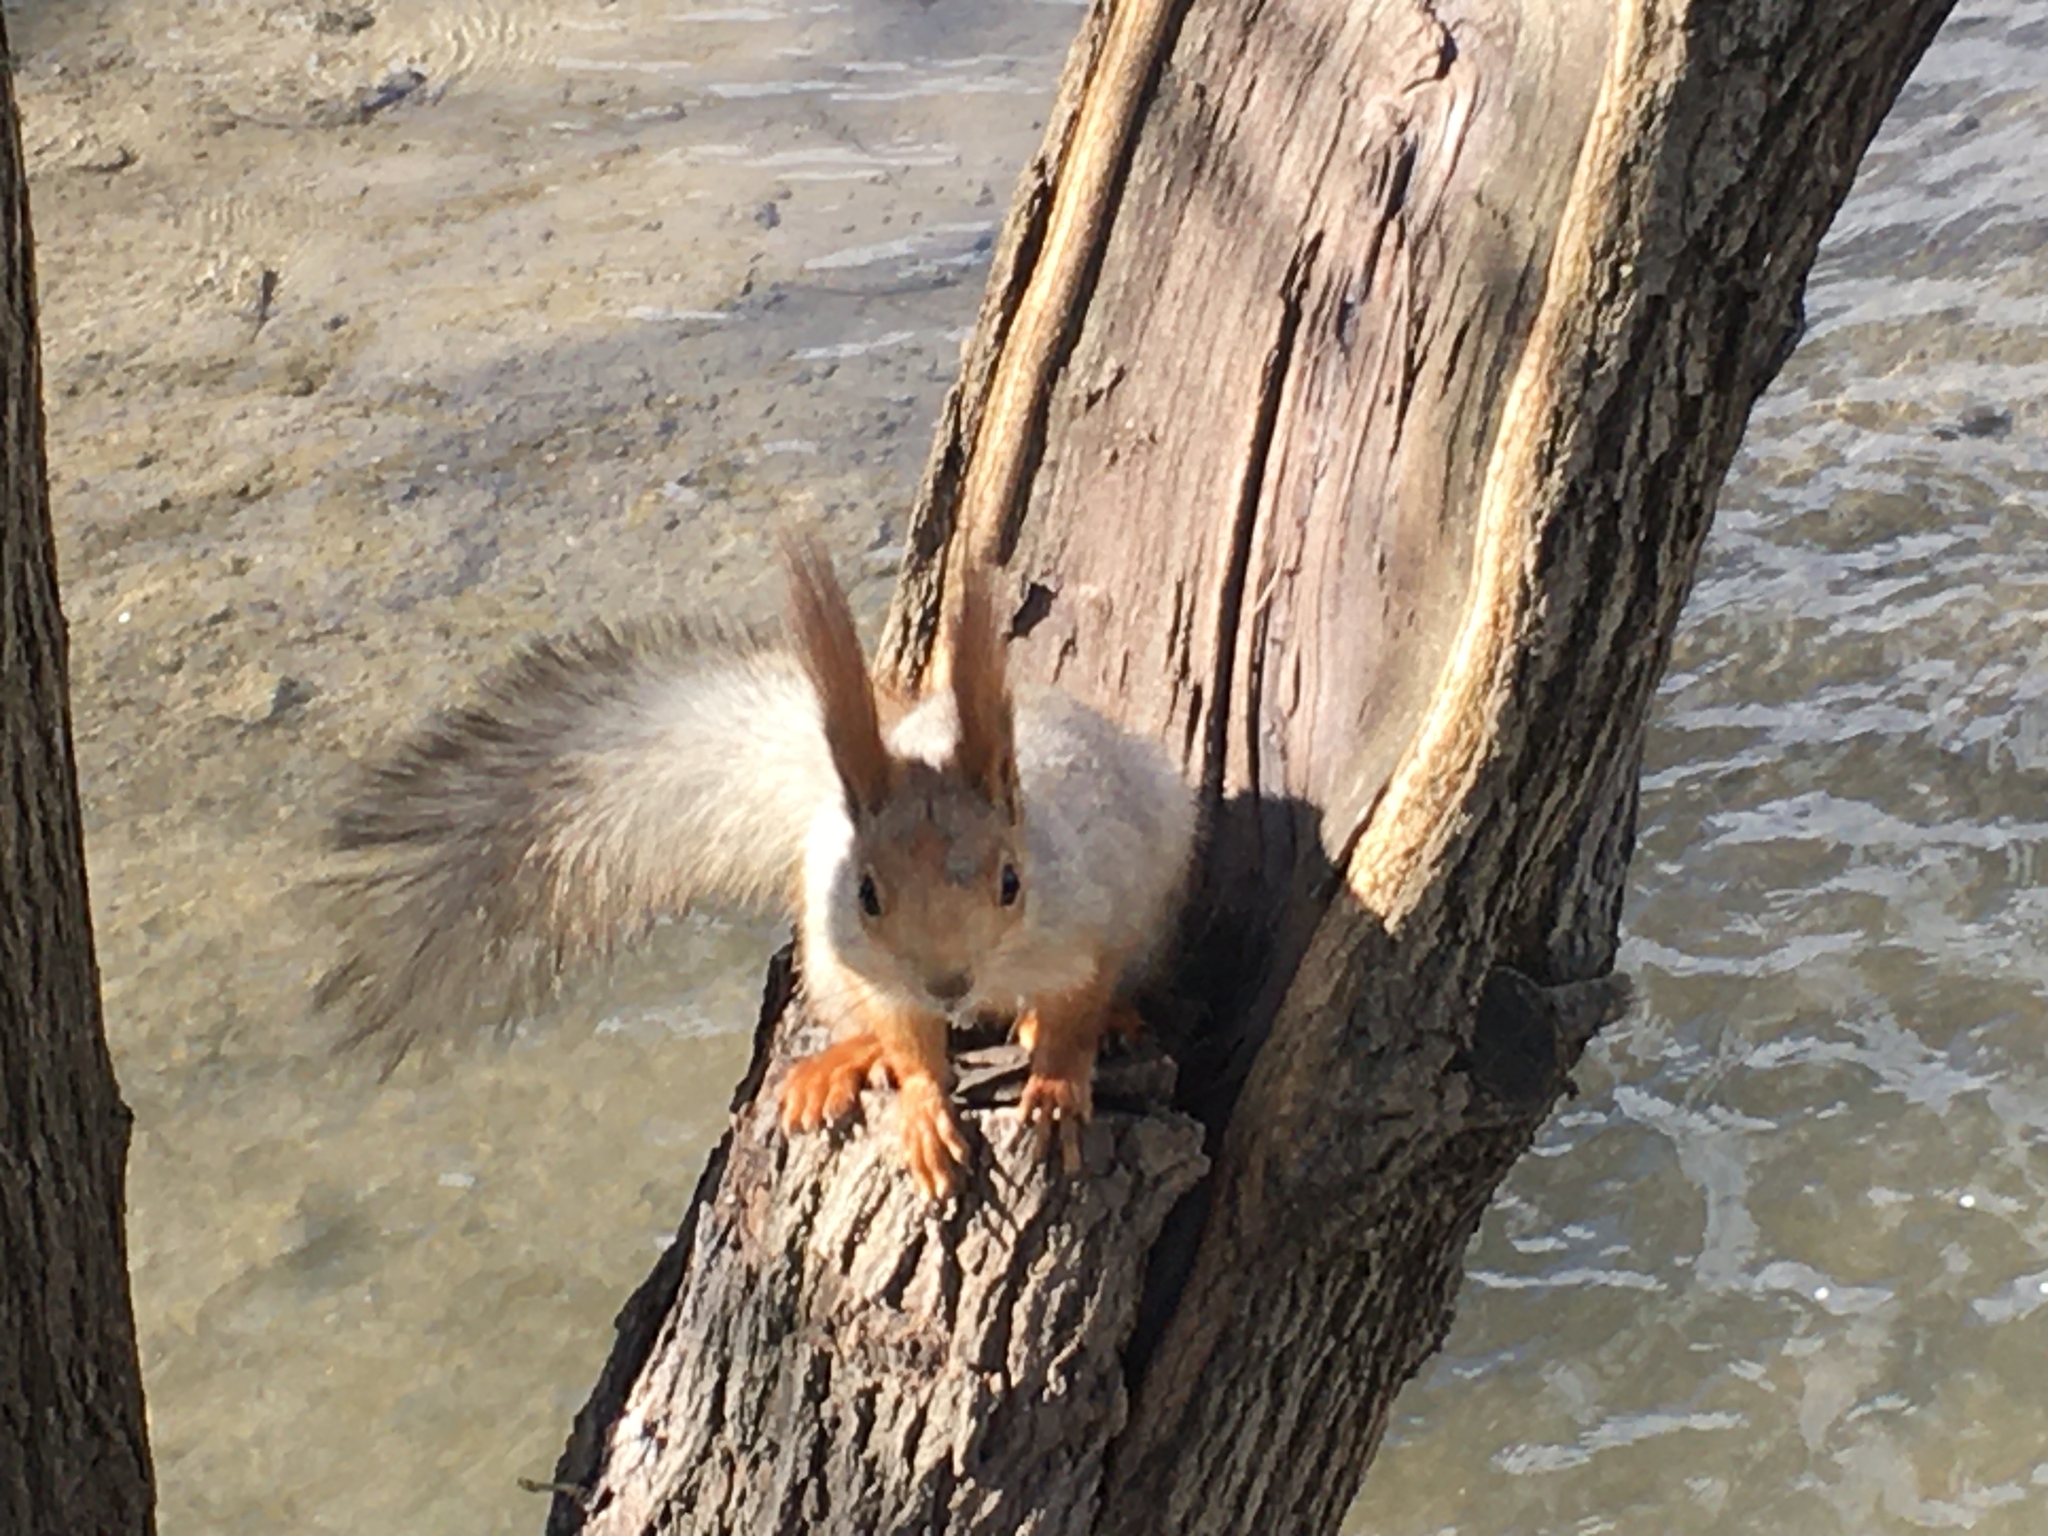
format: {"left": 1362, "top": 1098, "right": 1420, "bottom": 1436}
{"left": 549, "top": 954, "right": 1205, "bottom": 1536}
{"left": 550, "top": 1, "right": 1957, "bottom": 1532}
{"left": 0, "top": 12, "right": 158, "bottom": 1531}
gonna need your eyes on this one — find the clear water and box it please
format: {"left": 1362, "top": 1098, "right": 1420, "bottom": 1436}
{"left": 20, "top": 0, "right": 2046, "bottom": 1531}
{"left": 1361, "top": 7, "right": 2048, "bottom": 1530}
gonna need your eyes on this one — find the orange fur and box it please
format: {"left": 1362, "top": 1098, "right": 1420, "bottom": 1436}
{"left": 947, "top": 560, "right": 1017, "bottom": 816}
{"left": 779, "top": 1034, "right": 884, "bottom": 1132}
{"left": 782, "top": 533, "right": 892, "bottom": 816}
{"left": 778, "top": 965, "right": 968, "bottom": 1199}
{"left": 1014, "top": 959, "right": 1126, "bottom": 1173}
{"left": 322, "top": 530, "right": 1197, "bottom": 1202}
{"left": 773, "top": 545, "right": 1169, "bottom": 1198}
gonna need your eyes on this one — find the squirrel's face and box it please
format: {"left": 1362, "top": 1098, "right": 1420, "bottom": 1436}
{"left": 848, "top": 763, "right": 1024, "bottom": 1016}
{"left": 787, "top": 532, "right": 1024, "bottom": 1017}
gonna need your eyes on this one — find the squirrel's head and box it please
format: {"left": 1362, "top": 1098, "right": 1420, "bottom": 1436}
{"left": 844, "top": 757, "right": 1024, "bottom": 1013}
{"left": 785, "top": 537, "right": 1024, "bottom": 1015}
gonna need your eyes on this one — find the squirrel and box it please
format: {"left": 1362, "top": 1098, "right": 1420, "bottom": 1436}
{"left": 317, "top": 536, "right": 1198, "bottom": 1199}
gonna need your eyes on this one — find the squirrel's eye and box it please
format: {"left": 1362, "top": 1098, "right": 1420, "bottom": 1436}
{"left": 857, "top": 873, "right": 882, "bottom": 919}
{"left": 999, "top": 863, "right": 1021, "bottom": 907}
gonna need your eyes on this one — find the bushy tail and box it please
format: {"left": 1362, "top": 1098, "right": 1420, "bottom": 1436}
{"left": 317, "top": 619, "right": 835, "bottom": 1062}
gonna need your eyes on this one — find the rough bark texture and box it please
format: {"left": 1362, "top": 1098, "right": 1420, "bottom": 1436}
{"left": 549, "top": 954, "right": 1204, "bottom": 1535}
{"left": 550, "top": 1, "right": 1956, "bottom": 1532}
{"left": 0, "top": 16, "right": 159, "bottom": 1535}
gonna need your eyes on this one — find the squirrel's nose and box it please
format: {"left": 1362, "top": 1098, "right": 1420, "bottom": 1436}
{"left": 925, "top": 971, "right": 972, "bottom": 1005}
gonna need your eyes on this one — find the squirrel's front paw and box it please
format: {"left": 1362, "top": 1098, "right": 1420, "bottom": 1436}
{"left": 1018, "top": 1070, "right": 1092, "bottom": 1174}
{"left": 779, "top": 1035, "right": 884, "bottom": 1133}
{"left": 896, "top": 1075, "right": 969, "bottom": 1201}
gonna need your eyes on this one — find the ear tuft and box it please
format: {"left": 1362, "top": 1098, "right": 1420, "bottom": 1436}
{"left": 782, "top": 533, "right": 892, "bottom": 816}
{"left": 948, "top": 558, "right": 1017, "bottom": 816}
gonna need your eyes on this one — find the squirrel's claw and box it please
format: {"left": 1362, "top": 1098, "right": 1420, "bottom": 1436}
{"left": 1018, "top": 1071, "right": 1092, "bottom": 1174}
{"left": 897, "top": 1075, "right": 968, "bottom": 1201}
{"left": 779, "top": 1035, "right": 885, "bottom": 1133}
{"left": 780, "top": 1036, "right": 968, "bottom": 1201}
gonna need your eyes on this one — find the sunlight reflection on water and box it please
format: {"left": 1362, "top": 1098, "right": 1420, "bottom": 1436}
{"left": 1358, "top": 7, "right": 2048, "bottom": 1530}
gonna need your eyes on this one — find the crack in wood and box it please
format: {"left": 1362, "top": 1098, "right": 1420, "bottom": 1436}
{"left": 1202, "top": 237, "right": 1319, "bottom": 806}
{"left": 956, "top": 0, "right": 1192, "bottom": 566}
{"left": 541, "top": 1, "right": 1963, "bottom": 1530}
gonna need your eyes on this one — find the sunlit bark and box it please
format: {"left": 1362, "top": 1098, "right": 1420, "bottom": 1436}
{"left": 548, "top": 2, "right": 1957, "bottom": 1531}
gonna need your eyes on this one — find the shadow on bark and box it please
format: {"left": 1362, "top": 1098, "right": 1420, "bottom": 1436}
{"left": 538, "top": 0, "right": 1959, "bottom": 1528}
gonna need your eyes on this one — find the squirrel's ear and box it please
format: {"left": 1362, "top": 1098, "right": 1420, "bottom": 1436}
{"left": 948, "top": 558, "right": 1017, "bottom": 818}
{"left": 783, "top": 534, "right": 892, "bottom": 817}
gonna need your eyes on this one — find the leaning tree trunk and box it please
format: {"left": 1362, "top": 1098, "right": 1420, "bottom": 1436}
{"left": 0, "top": 17, "right": 158, "bottom": 1536}
{"left": 547, "top": 1, "right": 1954, "bottom": 1532}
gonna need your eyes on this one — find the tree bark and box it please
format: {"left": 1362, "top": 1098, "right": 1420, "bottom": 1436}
{"left": 0, "top": 17, "right": 158, "bottom": 1536}
{"left": 548, "top": 1, "right": 1955, "bottom": 1532}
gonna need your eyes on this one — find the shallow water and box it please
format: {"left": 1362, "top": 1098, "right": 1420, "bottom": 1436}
{"left": 1360, "top": 8, "right": 2048, "bottom": 1531}
{"left": 20, "top": 0, "right": 2047, "bottom": 1531}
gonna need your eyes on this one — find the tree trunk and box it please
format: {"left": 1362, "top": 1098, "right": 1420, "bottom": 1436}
{"left": 547, "top": 1, "right": 1954, "bottom": 1531}
{"left": 0, "top": 18, "right": 158, "bottom": 1536}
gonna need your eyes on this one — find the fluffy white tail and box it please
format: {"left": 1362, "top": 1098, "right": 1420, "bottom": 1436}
{"left": 318, "top": 620, "right": 834, "bottom": 1061}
